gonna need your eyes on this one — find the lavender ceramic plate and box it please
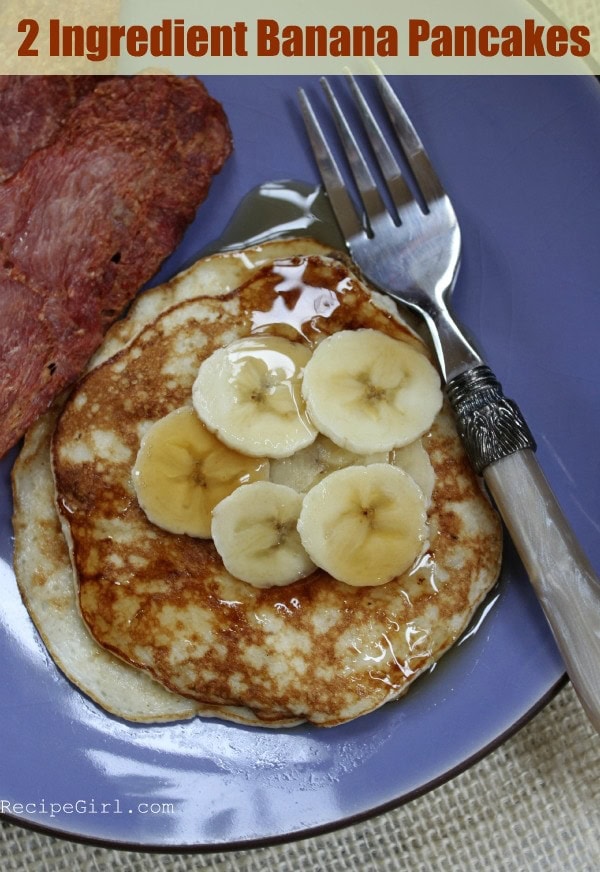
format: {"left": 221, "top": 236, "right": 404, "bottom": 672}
{"left": 1, "top": 75, "right": 599, "bottom": 849}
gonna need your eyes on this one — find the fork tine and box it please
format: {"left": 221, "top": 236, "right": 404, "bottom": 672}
{"left": 345, "top": 74, "right": 416, "bottom": 215}
{"left": 298, "top": 88, "right": 363, "bottom": 242}
{"left": 375, "top": 75, "right": 445, "bottom": 206}
{"left": 319, "top": 77, "right": 390, "bottom": 232}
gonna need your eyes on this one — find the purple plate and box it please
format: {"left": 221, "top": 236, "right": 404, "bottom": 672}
{"left": 1, "top": 75, "right": 599, "bottom": 850}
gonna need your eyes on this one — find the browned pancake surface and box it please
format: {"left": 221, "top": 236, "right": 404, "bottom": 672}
{"left": 52, "top": 255, "right": 502, "bottom": 726}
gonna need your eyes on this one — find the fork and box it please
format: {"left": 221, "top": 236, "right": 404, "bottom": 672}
{"left": 299, "top": 75, "right": 600, "bottom": 733}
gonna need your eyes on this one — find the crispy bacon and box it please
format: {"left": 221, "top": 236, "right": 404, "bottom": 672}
{"left": 0, "top": 76, "right": 232, "bottom": 458}
{"left": 0, "top": 76, "right": 108, "bottom": 183}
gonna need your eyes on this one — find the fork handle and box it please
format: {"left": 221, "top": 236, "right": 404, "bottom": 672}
{"left": 447, "top": 365, "right": 600, "bottom": 733}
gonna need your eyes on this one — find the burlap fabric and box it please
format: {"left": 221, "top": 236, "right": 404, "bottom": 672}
{"left": 537, "top": 0, "right": 600, "bottom": 62}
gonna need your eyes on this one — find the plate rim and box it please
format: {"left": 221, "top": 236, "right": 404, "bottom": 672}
{"left": 2, "top": 72, "right": 598, "bottom": 851}
{"left": 0, "top": 675, "right": 567, "bottom": 852}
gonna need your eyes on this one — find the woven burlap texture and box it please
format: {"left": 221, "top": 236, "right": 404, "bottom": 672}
{"left": 1, "top": 682, "right": 599, "bottom": 871}
{"left": 537, "top": 0, "right": 600, "bottom": 60}
{"left": 544, "top": 0, "right": 600, "bottom": 27}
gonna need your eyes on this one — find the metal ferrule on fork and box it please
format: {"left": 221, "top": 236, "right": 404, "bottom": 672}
{"left": 445, "top": 365, "right": 536, "bottom": 474}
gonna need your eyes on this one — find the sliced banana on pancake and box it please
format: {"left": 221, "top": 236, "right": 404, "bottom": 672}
{"left": 132, "top": 406, "right": 269, "bottom": 538}
{"left": 390, "top": 439, "right": 435, "bottom": 507}
{"left": 211, "top": 481, "right": 315, "bottom": 588}
{"left": 302, "top": 329, "right": 443, "bottom": 453}
{"left": 193, "top": 335, "right": 317, "bottom": 458}
{"left": 270, "top": 433, "right": 387, "bottom": 493}
{"left": 298, "top": 463, "right": 428, "bottom": 587}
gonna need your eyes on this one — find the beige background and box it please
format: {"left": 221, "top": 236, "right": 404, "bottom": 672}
{"left": 540, "top": 0, "right": 600, "bottom": 65}
{"left": 0, "top": 0, "right": 598, "bottom": 74}
{"left": 0, "top": 1, "right": 119, "bottom": 74}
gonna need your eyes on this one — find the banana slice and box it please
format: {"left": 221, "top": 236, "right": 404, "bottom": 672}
{"left": 211, "top": 481, "right": 315, "bottom": 588}
{"left": 192, "top": 335, "right": 317, "bottom": 459}
{"left": 390, "top": 439, "right": 435, "bottom": 507}
{"left": 298, "top": 463, "right": 428, "bottom": 587}
{"left": 270, "top": 433, "right": 388, "bottom": 493}
{"left": 132, "top": 407, "right": 269, "bottom": 538}
{"left": 301, "top": 329, "right": 443, "bottom": 453}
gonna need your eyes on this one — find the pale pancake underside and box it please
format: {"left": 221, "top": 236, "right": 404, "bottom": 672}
{"left": 13, "top": 239, "right": 502, "bottom": 727}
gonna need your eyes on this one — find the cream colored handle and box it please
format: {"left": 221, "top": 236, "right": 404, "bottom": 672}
{"left": 484, "top": 449, "right": 600, "bottom": 733}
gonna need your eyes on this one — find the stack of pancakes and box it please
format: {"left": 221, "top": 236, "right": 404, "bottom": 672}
{"left": 12, "top": 239, "right": 502, "bottom": 728}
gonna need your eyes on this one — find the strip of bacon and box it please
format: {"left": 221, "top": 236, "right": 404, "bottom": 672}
{"left": 0, "top": 76, "right": 109, "bottom": 183}
{"left": 0, "top": 76, "right": 232, "bottom": 458}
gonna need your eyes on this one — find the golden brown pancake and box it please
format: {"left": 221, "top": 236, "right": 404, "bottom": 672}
{"left": 48, "top": 247, "right": 502, "bottom": 727}
{"left": 11, "top": 239, "right": 332, "bottom": 726}
{"left": 12, "top": 403, "right": 304, "bottom": 726}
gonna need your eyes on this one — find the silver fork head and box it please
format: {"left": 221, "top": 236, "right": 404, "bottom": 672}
{"left": 298, "top": 75, "right": 461, "bottom": 310}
